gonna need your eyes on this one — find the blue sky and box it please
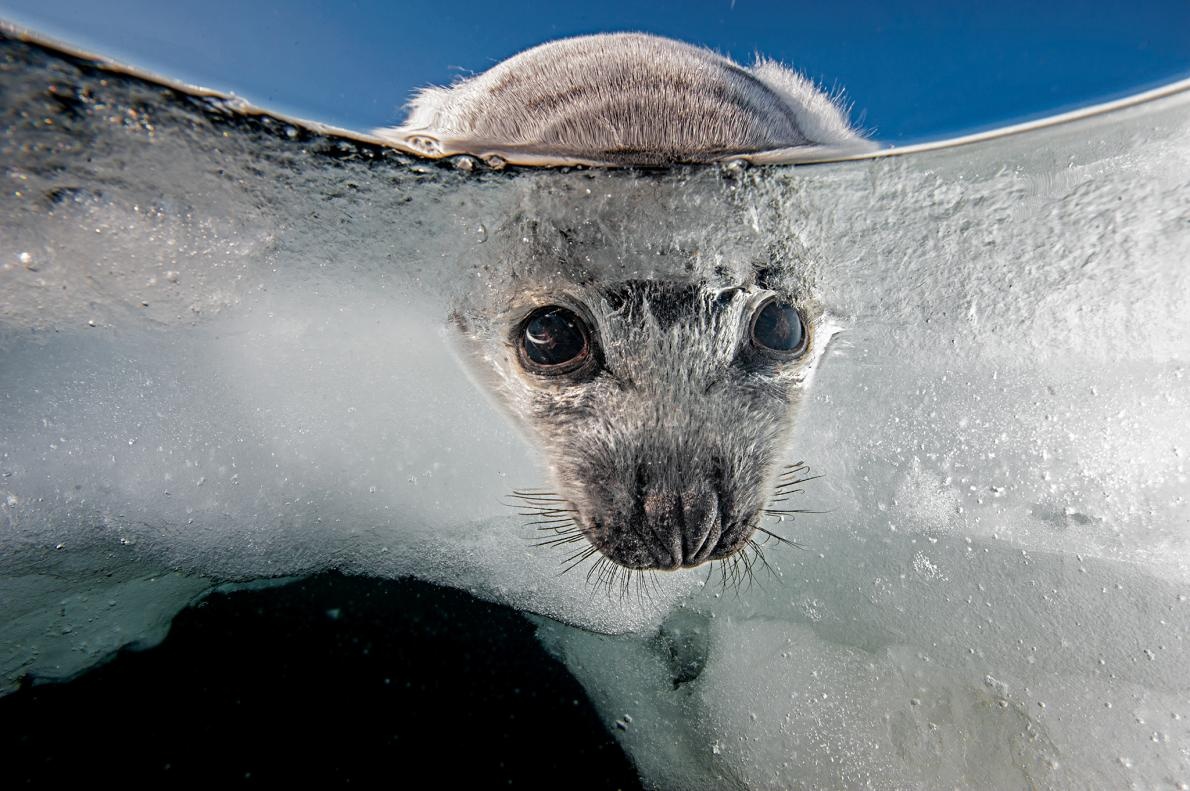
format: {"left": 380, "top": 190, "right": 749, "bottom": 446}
{"left": 2, "top": 0, "right": 1188, "bottom": 144}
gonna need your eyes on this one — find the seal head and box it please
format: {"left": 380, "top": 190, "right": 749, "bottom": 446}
{"left": 374, "top": 32, "right": 875, "bottom": 166}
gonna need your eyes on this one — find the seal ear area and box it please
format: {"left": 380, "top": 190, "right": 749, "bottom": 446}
{"left": 448, "top": 308, "right": 472, "bottom": 336}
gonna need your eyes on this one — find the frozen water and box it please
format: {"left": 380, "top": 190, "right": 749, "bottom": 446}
{"left": 0, "top": 34, "right": 704, "bottom": 686}
{"left": 539, "top": 87, "right": 1190, "bottom": 788}
{"left": 2, "top": 29, "right": 1189, "bottom": 788}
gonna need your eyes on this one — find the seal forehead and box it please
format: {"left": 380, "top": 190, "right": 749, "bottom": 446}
{"left": 463, "top": 36, "right": 806, "bottom": 154}
{"left": 375, "top": 32, "right": 874, "bottom": 165}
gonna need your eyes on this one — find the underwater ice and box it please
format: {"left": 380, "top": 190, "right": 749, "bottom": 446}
{"left": 2, "top": 34, "right": 1189, "bottom": 789}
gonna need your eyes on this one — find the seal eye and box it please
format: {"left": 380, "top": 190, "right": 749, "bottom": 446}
{"left": 750, "top": 299, "right": 806, "bottom": 355}
{"left": 519, "top": 306, "right": 592, "bottom": 375}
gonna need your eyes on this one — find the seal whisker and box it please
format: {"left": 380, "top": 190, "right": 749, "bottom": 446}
{"left": 510, "top": 483, "right": 589, "bottom": 566}
{"left": 519, "top": 502, "right": 568, "bottom": 510}
{"left": 771, "top": 475, "right": 818, "bottom": 494}
{"left": 753, "top": 525, "right": 805, "bottom": 550}
{"left": 559, "top": 545, "right": 601, "bottom": 575}
{"left": 603, "top": 563, "right": 619, "bottom": 599}
{"left": 766, "top": 500, "right": 829, "bottom": 511}
{"left": 530, "top": 524, "right": 578, "bottom": 534}
{"left": 774, "top": 476, "right": 822, "bottom": 488}
{"left": 534, "top": 533, "right": 588, "bottom": 548}
{"left": 563, "top": 544, "right": 598, "bottom": 564}
{"left": 523, "top": 518, "right": 578, "bottom": 528}
{"left": 771, "top": 484, "right": 807, "bottom": 494}
{"left": 748, "top": 538, "right": 779, "bottom": 583}
{"left": 725, "top": 555, "right": 741, "bottom": 595}
{"left": 598, "top": 559, "right": 616, "bottom": 594}
{"left": 585, "top": 555, "right": 609, "bottom": 585}
{"left": 738, "top": 549, "right": 756, "bottom": 594}
{"left": 635, "top": 570, "right": 657, "bottom": 608}
{"left": 648, "top": 569, "right": 665, "bottom": 601}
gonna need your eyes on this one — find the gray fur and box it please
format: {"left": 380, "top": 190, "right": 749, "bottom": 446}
{"left": 408, "top": 33, "right": 862, "bottom": 570}
{"left": 375, "top": 32, "right": 875, "bottom": 166}
{"left": 452, "top": 173, "right": 831, "bottom": 571}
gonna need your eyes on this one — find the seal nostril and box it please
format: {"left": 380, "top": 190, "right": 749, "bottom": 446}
{"left": 642, "top": 490, "right": 683, "bottom": 570}
{"left": 681, "top": 490, "right": 720, "bottom": 566}
{"left": 635, "top": 478, "right": 728, "bottom": 569}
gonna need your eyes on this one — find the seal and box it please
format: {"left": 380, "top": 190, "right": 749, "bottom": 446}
{"left": 374, "top": 32, "right": 875, "bottom": 166}
{"left": 447, "top": 171, "right": 836, "bottom": 574}
{"left": 385, "top": 33, "right": 863, "bottom": 572}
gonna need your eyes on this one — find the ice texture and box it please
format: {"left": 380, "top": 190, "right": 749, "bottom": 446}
{"left": 0, "top": 34, "right": 704, "bottom": 687}
{"left": 2, "top": 30, "right": 1190, "bottom": 789}
{"left": 539, "top": 89, "right": 1190, "bottom": 788}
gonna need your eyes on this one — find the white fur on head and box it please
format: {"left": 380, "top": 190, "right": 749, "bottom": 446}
{"left": 374, "top": 32, "right": 875, "bottom": 166}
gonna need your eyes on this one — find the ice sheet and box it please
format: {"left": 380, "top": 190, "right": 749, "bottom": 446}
{"left": 0, "top": 33, "right": 706, "bottom": 686}
{"left": 2, "top": 28, "right": 1189, "bottom": 788}
{"left": 540, "top": 80, "right": 1190, "bottom": 788}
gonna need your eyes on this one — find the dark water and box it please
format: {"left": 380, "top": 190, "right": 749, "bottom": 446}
{"left": 0, "top": 575, "right": 644, "bottom": 788}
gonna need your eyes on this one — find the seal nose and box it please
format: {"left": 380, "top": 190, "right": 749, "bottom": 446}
{"left": 642, "top": 488, "right": 721, "bottom": 569}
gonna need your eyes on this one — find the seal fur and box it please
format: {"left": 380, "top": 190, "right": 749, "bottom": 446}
{"left": 374, "top": 32, "right": 874, "bottom": 166}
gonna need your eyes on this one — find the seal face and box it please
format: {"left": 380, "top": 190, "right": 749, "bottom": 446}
{"left": 497, "top": 279, "right": 823, "bottom": 571}
{"left": 374, "top": 32, "right": 875, "bottom": 166}
{"left": 454, "top": 255, "right": 818, "bottom": 570}
{"left": 416, "top": 33, "right": 855, "bottom": 571}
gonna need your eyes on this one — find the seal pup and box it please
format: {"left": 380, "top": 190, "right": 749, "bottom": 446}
{"left": 388, "top": 33, "right": 863, "bottom": 573}
{"left": 374, "top": 32, "right": 875, "bottom": 166}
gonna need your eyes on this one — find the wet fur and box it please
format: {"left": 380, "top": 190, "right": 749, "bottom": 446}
{"left": 451, "top": 175, "right": 831, "bottom": 571}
